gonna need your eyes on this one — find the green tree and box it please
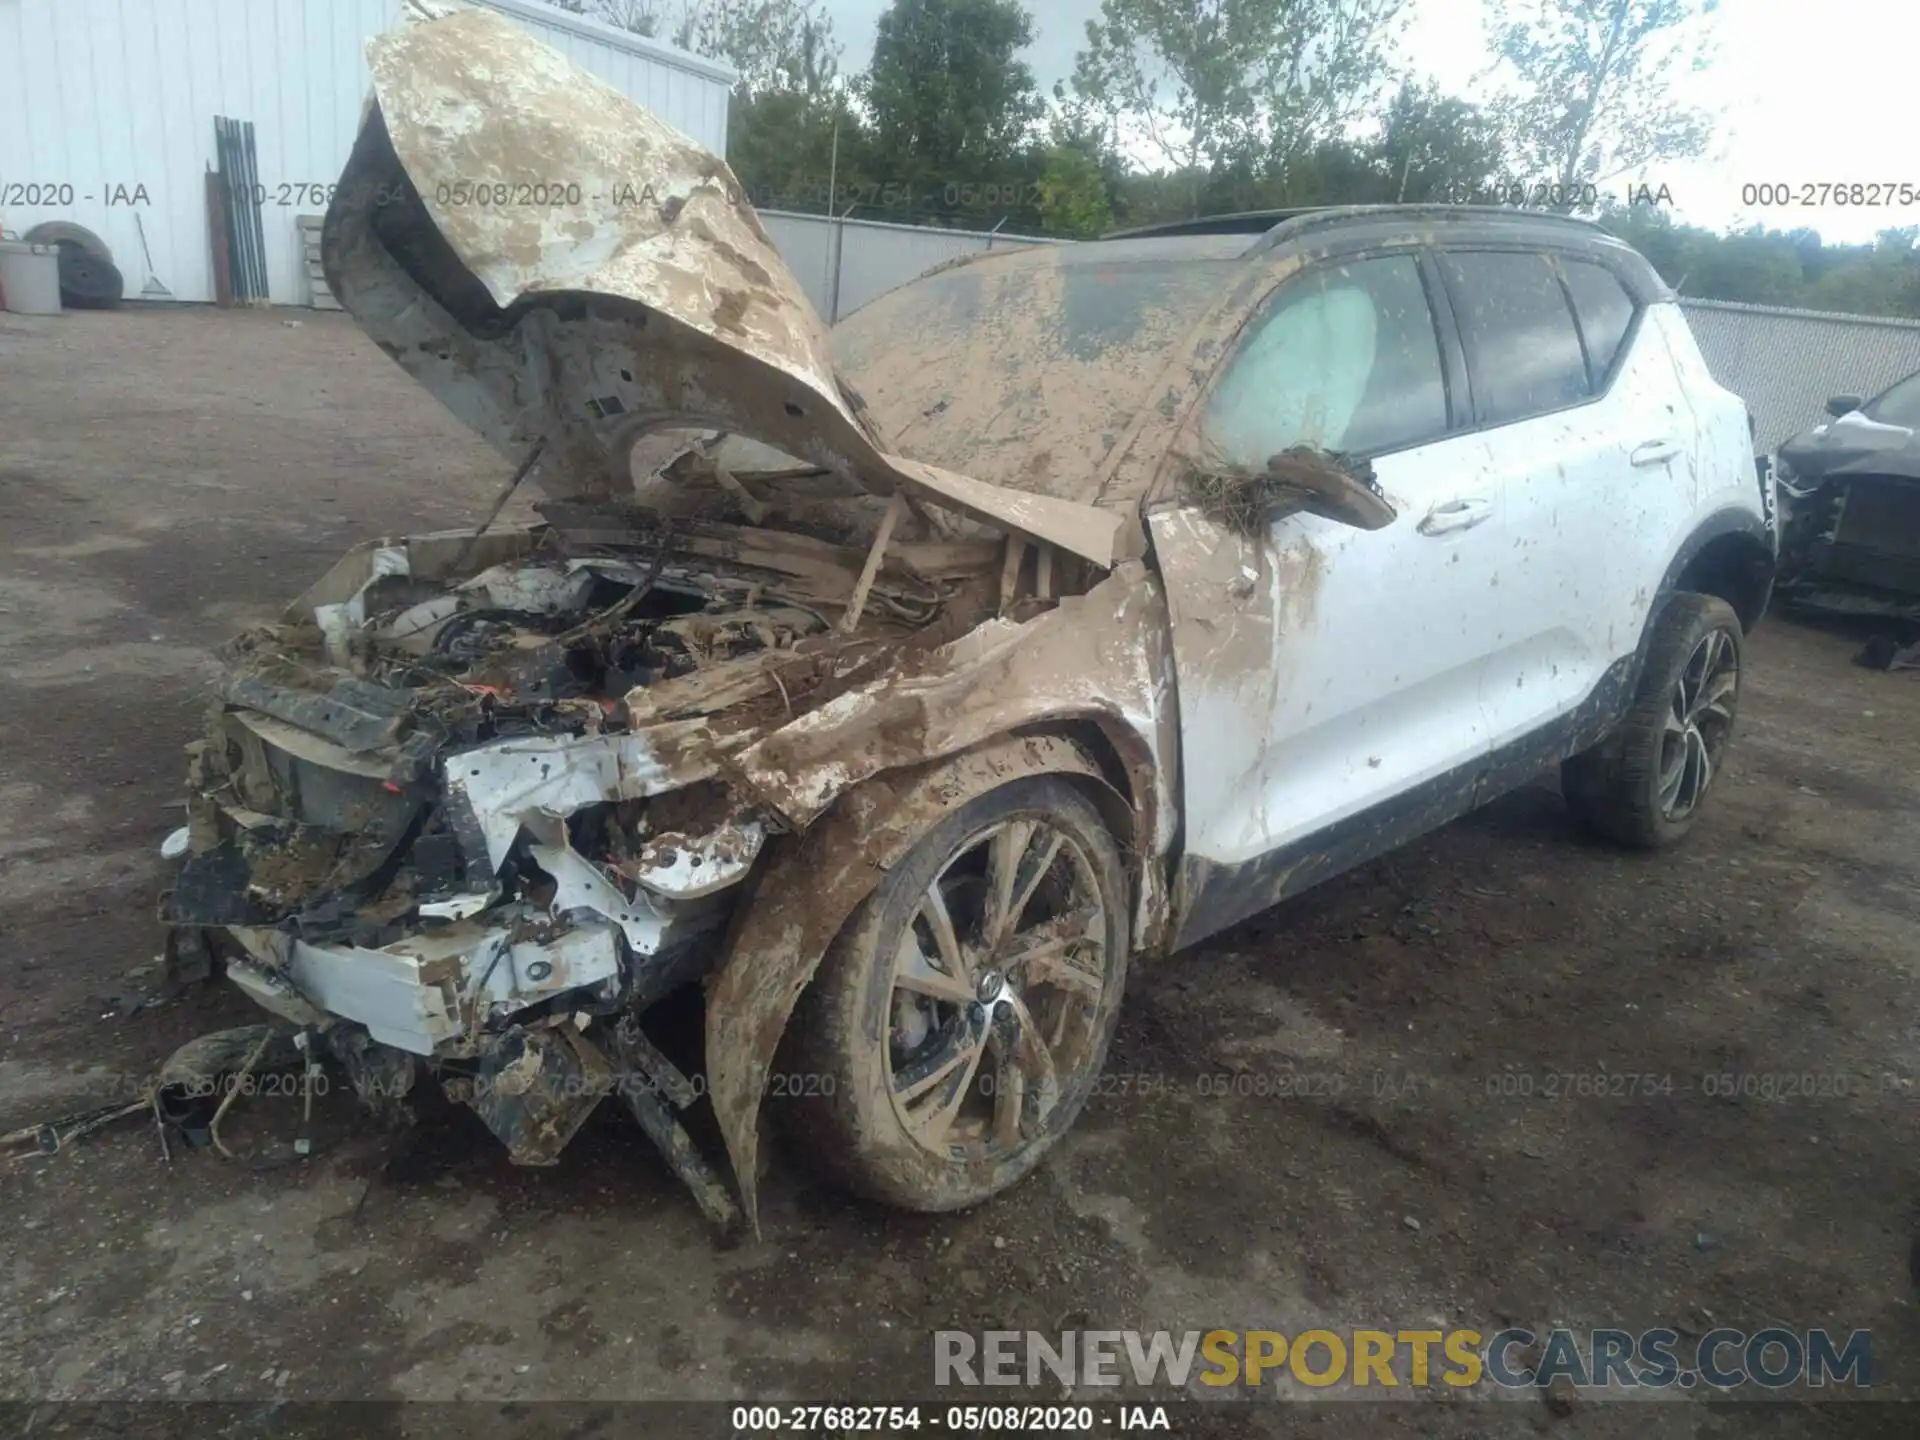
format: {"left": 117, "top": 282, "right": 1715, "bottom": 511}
{"left": 683, "top": 0, "right": 839, "bottom": 100}
{"left": 1370, "top": 83, "right": 1510, "bottom": 203}
{"left": 860, "top": 0, "right": 1045, "bottom": 186}
{"left": 1484, "top": 0, "right": 1718, "bottom": 197}
{"left": 1071, "top": 0, "right": 1268, "bottom": 214}
{"left": 727, "top": 90, "right": 870, "bottom": 213}
{"left": 1804, "top": 230, "right": 1920, "bottom": 317}
{"left": 1035, "top": 145, "right": 1116, "bottom": 236}
{"left": 1682, "top": 227, "right": 1806, "bottom": 306}
{"left": 1257, "top": 0, "right": 1406, "bottom": 179}
{"left": 1070, "top": 0, "right": 1404, "bottom": 216}
{"left": 550, "top": 0, "right": 854, "bottom": 216}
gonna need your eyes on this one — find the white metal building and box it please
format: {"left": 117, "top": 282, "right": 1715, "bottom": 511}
{"left": 0, "top": 0, "right": 735, "bottom": 305}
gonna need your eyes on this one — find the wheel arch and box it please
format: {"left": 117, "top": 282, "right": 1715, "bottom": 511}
{"left": 703, "top": 725, "right": 1147, "bottom": 1232}
{"left": 1667, "top": 509, "right": 1775, "bottom": 634}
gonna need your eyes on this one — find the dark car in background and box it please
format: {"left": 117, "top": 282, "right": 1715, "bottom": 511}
{"left": 1776, "top": 370, "right": 1920, "bottom": 624}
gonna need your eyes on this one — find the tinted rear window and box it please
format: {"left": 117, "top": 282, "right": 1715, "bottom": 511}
{"left": 832, "top": 253, "right": 1234, "bottom": 499}
{"left": 1441, "top": 251, "right": 1590, "bottom": 425}
{"left": 1559, "top": 258, "right": 1637, "bottom": 383}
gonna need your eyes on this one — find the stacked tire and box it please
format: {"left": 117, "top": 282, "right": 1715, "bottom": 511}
{"left": 22, "top": 222, "right": 123, "bottom": 309}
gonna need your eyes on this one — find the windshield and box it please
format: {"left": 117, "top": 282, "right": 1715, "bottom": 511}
{"left": 1866, "top": 370, "right": 1920, "bottom": 426}
{"left": 831, "top": 247, "right": 1239, "bottom": 502}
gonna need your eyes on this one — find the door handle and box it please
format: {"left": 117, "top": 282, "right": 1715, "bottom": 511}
{"left": 1631, "top": 438, "right": 1681, "bottom": 467}
{"left": 1417, "top": 498, "right": 1493, "bottom": 536}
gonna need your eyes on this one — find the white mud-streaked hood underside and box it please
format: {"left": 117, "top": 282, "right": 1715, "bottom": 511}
{"left": 321, "top": 1, "right": 1139, "bottom": 569}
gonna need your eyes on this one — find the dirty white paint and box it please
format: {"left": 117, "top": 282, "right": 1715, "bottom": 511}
{"left": 228, "top": 916, "right": 626, "bottom": 1055}
{"left": 314, "top": 545, "right": 410, "bottom": 664}
{"left": 623, "top": 820, "right": 766, "bottom": 900}
{"left": 528, "top": 839, "right": 678, "bottom": 955}
{"left": 1158, "top": 295, "right": 1760, "bottom": 869}
{"left": 443, "top": 727, "right": 719, "bottom": 872}
{"left": 330, "top": 5, "right": 1140, "bottom": 561}
{"left": 0, "top": 0, "right": 733, "bottom": 306}
{"left": 367, "top": 5, "right": 848, "bottom": 430}
{"left": 285, "top": 933, "right": 464, "bottom": 1055}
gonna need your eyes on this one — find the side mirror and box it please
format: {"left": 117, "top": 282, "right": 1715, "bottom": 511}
{"left": 1186, "top": 446, "right": 1397, "bottom": 534}
{"left": 1827, "top": 395, "right": 1863, "bottom": 418}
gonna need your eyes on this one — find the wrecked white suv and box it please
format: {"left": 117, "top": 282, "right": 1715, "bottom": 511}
{"left": 165, "top": 5, "right": 1776, "bottom": 1230}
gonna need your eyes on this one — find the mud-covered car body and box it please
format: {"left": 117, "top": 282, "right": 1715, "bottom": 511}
{"left": 167, "top": 2, "right": 1772, "bottom": 1225}
{"left": 1775, "top": 372, "right": 1920, "bottom": 620}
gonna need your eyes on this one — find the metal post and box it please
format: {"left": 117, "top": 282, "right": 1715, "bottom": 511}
{"left": 826, "top": 197, "right": 857, "bottom": 325}
{"left": 823, "top": 115, "right": 840, "bottom": 320}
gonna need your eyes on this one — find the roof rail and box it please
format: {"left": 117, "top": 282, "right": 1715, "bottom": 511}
{"left": 1100, "top": 209, "right": 1326, "bottom": 240}
{"left": 1100, "top": 203, "right": 1611, "bottom": 247}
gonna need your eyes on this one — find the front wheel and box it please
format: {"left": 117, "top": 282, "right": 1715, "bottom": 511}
{"left": 1563, "top": 592, "right": 1744, "bottom": 849}
{"left": 783, "top": 774, "right": 1130, "bottom": 1211}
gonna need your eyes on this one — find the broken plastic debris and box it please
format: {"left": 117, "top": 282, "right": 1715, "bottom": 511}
{"left": 418, "top": 891, "right": 499, "bottom": 921}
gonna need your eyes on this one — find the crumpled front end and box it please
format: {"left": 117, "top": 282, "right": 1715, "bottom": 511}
{"left": 161, "top": 1, "right": 1177, "bottom": 1228}
{"left": 163, "top": 514, "right": 833, "bottom": 1195}
{"left": 164, "top": 482, "right": 1154, "bottom": 1223}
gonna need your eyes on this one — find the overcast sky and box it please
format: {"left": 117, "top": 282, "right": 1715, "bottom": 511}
{"left": 819, "top": 0, "right": 1915, "bottom": 244}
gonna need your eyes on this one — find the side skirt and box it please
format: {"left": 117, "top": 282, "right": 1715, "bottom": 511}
{"left": 1167, "top": 653, "right": 1636, "bottom": 953}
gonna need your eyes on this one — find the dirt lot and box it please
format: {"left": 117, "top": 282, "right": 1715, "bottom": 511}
{"left": 2, "top": 306, "right": 1918, "bottom": 1439}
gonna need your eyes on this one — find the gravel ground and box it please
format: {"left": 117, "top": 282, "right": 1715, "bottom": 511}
{"left": 2, "top": 306, "right": 1917, "bottom": 1439}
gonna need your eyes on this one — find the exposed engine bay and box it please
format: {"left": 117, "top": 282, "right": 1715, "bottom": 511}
{"left": 159, "top": 0, "right": 1176, "bottom": 1232}
{"left": 164, "top": 441, "right": 1031, "bottom": 1211}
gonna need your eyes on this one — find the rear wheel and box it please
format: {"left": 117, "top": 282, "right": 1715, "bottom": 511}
{"left": 784, "top": 775, "right": 1129, "bottom": 1211}
{"left": 1564, "top": 593, "right": 1743, "bottom": 848}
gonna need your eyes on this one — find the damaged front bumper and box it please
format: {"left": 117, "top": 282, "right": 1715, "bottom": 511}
{"left": 160, "top": 520, "right": 795, "bottom": 1211}
{"left": 1776, "top": 463, "right": 1920, "bottom": 623}
{"left": 158, "top": 1, "right": 1175, "bottom": 1230}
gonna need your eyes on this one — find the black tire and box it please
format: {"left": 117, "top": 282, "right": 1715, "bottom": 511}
{"left": 22, "top": 221, "right": 114, "bottom": 267}
{"left": 784, "top": 775, "right": 1130, "bottom": 1211}
{"left": 1563, "top": 593, "right": 1744, "bottom": 849}
{"left": 58, "top": 250, "right": 124, "bottom": 309}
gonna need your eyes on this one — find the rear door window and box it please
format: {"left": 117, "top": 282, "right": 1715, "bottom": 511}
{"left": 1440, "top": 250, "right": 1590, "bottom": 425}
{"left": 1558, "top": 258, "right": 1638, "bottom": 385}
{"left": 1202, "top": 253, "right": 1448, "bottom": 464}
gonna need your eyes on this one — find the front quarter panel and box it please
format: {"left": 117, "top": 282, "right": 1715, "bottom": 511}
{"left": 703, "top": 562, "right": 1181, "bottom": 1230}
{"left": 734, "top": 561, "right": 1180, "bottom": 883}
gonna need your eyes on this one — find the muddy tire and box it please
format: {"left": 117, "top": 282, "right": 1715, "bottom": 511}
{"left": 784, "top": 775, "right": 1130, "bottom": 1211}
{"left": 1563, "top": 593, "right": 1744, "bottom": 849}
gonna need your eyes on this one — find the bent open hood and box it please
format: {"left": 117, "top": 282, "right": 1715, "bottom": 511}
{"left": 321, "top": 1, "right": 1139, "bottom": 569}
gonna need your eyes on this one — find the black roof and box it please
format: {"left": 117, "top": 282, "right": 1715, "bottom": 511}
{"left": 1100, "top": 209, "right": 1328, "bottom": 239}
{"left": 1093, "top": 204, "right": 1667, "bottom": 302}
{"left": 1101, "top": 204, "right": 1611, "bottom": 244}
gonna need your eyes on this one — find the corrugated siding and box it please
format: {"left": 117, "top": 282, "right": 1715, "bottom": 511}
{"left": 0, "top": 0, "right": 732, "bottom": 305}
{"left": 478, "top": 0, "right": 732, "bottom": 150}
{"left": 1678, "top": 299, "right": 1920, "bottom": 452}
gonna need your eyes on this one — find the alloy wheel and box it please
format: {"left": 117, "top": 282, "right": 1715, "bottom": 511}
{"left": 883, "top": 817, "right": 1110, "bottom": 1159}
{"left": 1658, "top": 626, "right": 1740, "bottom": 821}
